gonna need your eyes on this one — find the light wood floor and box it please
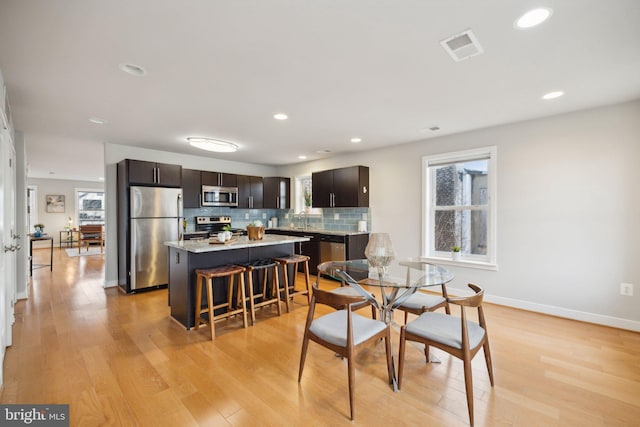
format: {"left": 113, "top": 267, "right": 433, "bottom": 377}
{"left": 2, "top": 248, "right": 640, "bottom": 426}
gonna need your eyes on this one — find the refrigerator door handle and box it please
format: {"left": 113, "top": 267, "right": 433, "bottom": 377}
{"left": 130, "top": 221, "right": 137, "bottom": 290}
{"left": 177, "top": 193, "right": 183, "bottom": 240}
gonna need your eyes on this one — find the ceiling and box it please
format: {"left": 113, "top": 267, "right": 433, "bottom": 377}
{"left": 1, "top": 0, "right": 639, "bottom": 182}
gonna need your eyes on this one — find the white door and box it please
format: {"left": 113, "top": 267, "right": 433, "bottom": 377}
{"left": 4, "top": 137, "right": 17, "bottom": 346}
{"left": 0, "top": 127, "right": 17, "bottom": 386}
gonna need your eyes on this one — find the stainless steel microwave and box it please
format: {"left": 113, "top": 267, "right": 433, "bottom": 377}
{"left": 201, "top": 185, "right": 238, "bottom": 207}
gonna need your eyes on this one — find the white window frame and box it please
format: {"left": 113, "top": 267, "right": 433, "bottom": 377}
{"left": 422, "top": 146, "right": 497, "bottom": 270}
{"left": 294, "top": 175, "right": 322, "bottom": 215}
{"left": 75, "top": 188, "right": 105, "bottom": 226}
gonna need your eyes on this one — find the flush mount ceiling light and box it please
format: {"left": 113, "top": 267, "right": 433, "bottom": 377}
{"left": 515, "top": 8, "right": 552, "bottom": 29}
{"left": 350, "top": 137, "right": 362, "bottom": 143}
{"left": 273, "top": 113, "right": 288, "bottom": 120}
{"left": 88, "top": 117, "right": 107, "bottom": 125}
{"left": 118, "top": 63, "right": 147, "bottom": 77}
{"left": 298, "top": 155, "right": 307, "bottom": 160}
{"left": 187, "top": 137, "right": 238, "bottom": 153}
{"left": 542, "top": 91, "right": 564, "bottom": 100}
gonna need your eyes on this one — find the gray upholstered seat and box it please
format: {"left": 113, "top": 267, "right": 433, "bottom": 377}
{"left": 405, "top": 311, "right": 486, "bottom": 350}
{"left": 397, "top": 292, "right": 446, "bottom": 312}
{"left": 309, "top": 310, "right": 386, "bottom": 347}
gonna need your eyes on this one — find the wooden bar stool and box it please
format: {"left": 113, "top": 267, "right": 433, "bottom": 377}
{"left": 194, "top": 264, "right": 248, "bottom": 340}
{"left": 239, "top": 259, "right": 282, "bottom": 325}
{"left": 273, "top": 254, "right": 311, "bottom": 312}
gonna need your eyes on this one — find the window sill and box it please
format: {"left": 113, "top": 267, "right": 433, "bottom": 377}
{"left": 421, "top": 256, "right": 498, "bottom": 271}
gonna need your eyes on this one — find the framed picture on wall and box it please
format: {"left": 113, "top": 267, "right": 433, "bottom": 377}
{"left": 46, "top": 195, "right": 65, "bottom": 213}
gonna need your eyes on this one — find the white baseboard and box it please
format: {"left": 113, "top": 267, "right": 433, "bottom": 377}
{"left": 485, "top": 293, "right": 640, "bottom": 332}
{"left": 103, "top": 280, "right": 118, "bottom": 288}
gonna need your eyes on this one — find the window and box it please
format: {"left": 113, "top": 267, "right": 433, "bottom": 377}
{"left": 423, "top": 147, "right": 497, "bottom": 268}
{"left": 76, "top": 189, "right": 105, "bottom": 226}
{"left": 294, "top": 175, "right": 321, "bottom": 214}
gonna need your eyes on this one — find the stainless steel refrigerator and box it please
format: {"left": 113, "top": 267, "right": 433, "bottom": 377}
{"left": 128, "top": 186, "right": 183, "bottom": 291}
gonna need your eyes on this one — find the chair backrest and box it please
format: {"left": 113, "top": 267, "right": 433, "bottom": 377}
{"left": 79, "top": 224, "right": 103, "bottom": 235}
{"left": 446, "top": 283, "right": 488, "bottom": 343}
{"left": 447, "top": 283, "right": 483, "bottom": 308}
{"left": 311, "top": 283, "right": 365, "bottom": 310}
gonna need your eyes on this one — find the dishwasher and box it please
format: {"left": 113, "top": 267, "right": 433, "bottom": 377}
{"left": 319, "top": 234, "right": 346, "bottom": 264}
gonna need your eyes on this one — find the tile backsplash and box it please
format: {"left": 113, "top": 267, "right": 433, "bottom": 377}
{"left": 184, "top": 207, "right": 370, "bottom": 232}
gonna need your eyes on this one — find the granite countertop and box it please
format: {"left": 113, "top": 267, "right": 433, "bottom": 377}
{"left": 268, "top": 227, "right": 369, "bottom": 236}
{"left": 165, "top": 234, "right": 309, "bottom": 253}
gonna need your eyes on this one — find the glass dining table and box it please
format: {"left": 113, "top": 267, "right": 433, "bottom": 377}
{"left": 318, "top": 258, "right": 454, "bottom": 324}
{"left": 318, "top": 258, "right": 454, "bottom": 390}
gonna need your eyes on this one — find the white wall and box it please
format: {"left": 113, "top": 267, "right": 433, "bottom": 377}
{"left": 278, "top": 100, "right": 640, "bottom": 329}
{"left": 26, "top": 178, "right": 104, "bottom": 248}
{"left": 103, "top": 143, "right": 279, "bottom": 287}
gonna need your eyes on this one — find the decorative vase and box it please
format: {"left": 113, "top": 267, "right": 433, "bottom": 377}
{"left": 246, "top": 225, "right": 265, "bottom": 240}
{"left": 452, "top": 251, "right": 461, "bottom": 261}
{"left": 34, "top": 231, "right": 42, "bottom": 237}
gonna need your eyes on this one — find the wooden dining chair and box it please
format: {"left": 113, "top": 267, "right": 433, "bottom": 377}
{"left": 298, "top": 284, "right": 393, "bottom": 420}
{"left": 78, "top": 224, "right": 104, "bottom": 253}
{"left": 397, "top": 283, "right": 494, "bottom": 426}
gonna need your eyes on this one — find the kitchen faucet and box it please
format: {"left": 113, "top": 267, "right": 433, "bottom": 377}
{"left": 299, "top": 212, "right": 310, "bottom": 230}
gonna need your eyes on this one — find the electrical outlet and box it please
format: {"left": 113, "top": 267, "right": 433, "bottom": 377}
{"left": 262, "top": 213, "right": 267, "bottom": 219}
{"left": 620, "top": 282, "right": 634, "bottom": 296}
{"left": 244, "top": 213, "right": 249, "bottom": 220}
{"left": 285, "top": 213, "right": 289, "bottom": 219}
{"left": 334, "top": 213, "right": 339, "bottom": 220}
{"left": 361, "top": 213, "right": 368, "bottom": 220}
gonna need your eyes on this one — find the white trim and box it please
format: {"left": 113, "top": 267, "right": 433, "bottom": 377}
{"left": 421, "top": 256, "right": 498, "bottom": 271}
{"left": 103, "top": 280, "right": 118, "bottom": 288}
{"left": 436, "top": 285, "right": 640, "bottom": 332}
{"left": 422, "top": 146, "right": 497, "bottom": 264}
{"left": 486, "top": 294, "right": 640, "bottom": 332}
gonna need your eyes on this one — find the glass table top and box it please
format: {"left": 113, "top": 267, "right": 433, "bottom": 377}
{"left": 318, "top": 259, "right": 454, "bottom": 289}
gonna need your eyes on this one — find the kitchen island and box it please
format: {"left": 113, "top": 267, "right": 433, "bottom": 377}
{"left": 165, "top": 235, "right": 310, "bottom": 329}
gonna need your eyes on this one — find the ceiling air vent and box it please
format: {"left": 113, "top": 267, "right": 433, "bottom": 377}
{"left": 440, "top": 29, "right": 484, "bottom": 62}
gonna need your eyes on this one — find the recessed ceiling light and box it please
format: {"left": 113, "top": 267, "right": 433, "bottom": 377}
{"left": 118, "top": 63, "right": 147, "bottom": 77}
{"left": 542, "top": 91, "right": 564, "bottom": 100}
{"left": 273, "top": 113, "right": 288, "bottom": 120}
{"left": 187, "top": 137, "right": 238, "bottom": 153}
{"left": 515, "top": 8, "right": 552, "bottom": 29}
{"left": 350, "top": 137, "right": 362, "bottom": 143}
{"left": 298, "top": 155, "right": 307, "bottom": 160}
{"left": 88, "top": 117, "right": 107, "bottom": 125}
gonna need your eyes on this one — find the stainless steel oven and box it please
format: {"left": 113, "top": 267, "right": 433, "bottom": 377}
{"left": 201, "top": 185, "right": 238, "bottom": 207}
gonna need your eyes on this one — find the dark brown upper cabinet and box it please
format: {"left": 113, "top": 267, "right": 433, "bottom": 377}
{"left": 237, "top": 175, "right": 263, "bottom": 209}
{"left": 201, "top": 171, "right": 237, "bottom": 187}
{"left": 312, "top": 165, "right": 369, "bottom": 208}
{"left": 125, "top": 159, "right": 182, "bottom": 187}
{"left": 263, "top": 177, "right": 291, "bottom": 209}
{"left": 181, "top": 168, "right": 201, "bottom": 208}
